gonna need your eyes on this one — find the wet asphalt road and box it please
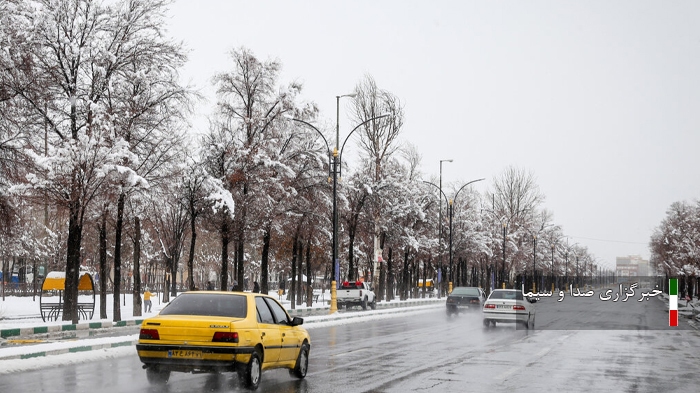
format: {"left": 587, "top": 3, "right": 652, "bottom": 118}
{"left": 2, "top": 296, "right": 699, "bottom": 392}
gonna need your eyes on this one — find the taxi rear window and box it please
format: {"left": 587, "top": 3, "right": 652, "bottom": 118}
{"left": 160, "top": 293, "right": 247, "bottom": 318}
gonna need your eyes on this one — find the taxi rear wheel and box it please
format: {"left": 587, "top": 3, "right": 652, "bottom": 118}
{"left": 292, "top": 343, "right": 309, "bottom": 379}
{"left": 239, "top": 351, "right": 262, "bottom": 390}
{"left": 145, "top": 367, "right": 170, "bottom": 385}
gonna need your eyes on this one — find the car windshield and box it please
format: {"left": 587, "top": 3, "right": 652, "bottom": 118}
{"left": 488, "top": 290, "right": 524, "bottom": 301}
{"left": 160, "top": 293, "right": 247, "bottom": 318}
{"left": 450, "top": 287, "right": 480, "bottom": 296}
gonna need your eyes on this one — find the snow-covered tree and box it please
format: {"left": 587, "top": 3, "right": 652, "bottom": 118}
{"left": 1, "top": 0, "right": 190, "bottom": 322}
{"left": 350, "top": 74, "right": 405, "bottom": 295}
{"left": 650, "top": 200, "right": 700, "bottom": 277}
{"left": 210, "top": 47, "right": 314, "bottom": 292}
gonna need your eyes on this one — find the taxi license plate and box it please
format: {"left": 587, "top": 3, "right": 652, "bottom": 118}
{"left": 168, "top": 350, "right": 202, "bottom": 359}
{"left": 497, "top": 305, "right": 511, "bottom": 309}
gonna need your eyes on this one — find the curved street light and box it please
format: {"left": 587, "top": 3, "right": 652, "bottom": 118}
{"left": 424, "top": 177, "right": 485, "bottom": 294}
{"left": 422, "top": 179, "right": 449, "bottom": 298}
{"left": 338, "top": 112, "right": 392, "bottom": 178}
{"left": 288, "top": 103, "right": 391, "bottom": 314}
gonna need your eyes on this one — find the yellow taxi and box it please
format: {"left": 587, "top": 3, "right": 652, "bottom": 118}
{"left": 136, "top": 291, "right": 310, "bottom": 390}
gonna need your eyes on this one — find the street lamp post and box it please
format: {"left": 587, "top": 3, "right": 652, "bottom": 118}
{"left": 422, "top": 180, "right": 449, "bottom": 298}
{"left": 437, "top": 159, "right": 452, "bottom": 298}
{"left": 289, "top": 96, "right": 389, "bottom": 314}
{"left": 576, "top": 256, "right": 579, "bottom": 288}
{"left": 551, "top": 244, "right": 555, "bottom": 292}
{"left": 565, "top": 249, "right": 568, "bottom": 288}
{"left": 331, "top": 93, "right": 356, "bottom": 313}
{"left": 532, "top": 234, "right": 537, "bottom": 293}
{"left": 502, "top": 222, "right": 506, "bottom": 289}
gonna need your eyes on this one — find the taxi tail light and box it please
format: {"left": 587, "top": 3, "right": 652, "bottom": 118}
{"left": 484, "top": 304, "right": 496, "bottom": 309}
{"left": 513, "top": 305, "right": 526, "bottom": 310}
{"left": 213, "top": 332, "right": 239, "bottom": 343}
{"left": 139, "top": 329, "right": 160, "bottom": 340}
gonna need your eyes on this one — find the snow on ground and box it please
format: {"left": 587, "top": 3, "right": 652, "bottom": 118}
{"left": 0, "top": 291, "right": 442, "bottom": 374}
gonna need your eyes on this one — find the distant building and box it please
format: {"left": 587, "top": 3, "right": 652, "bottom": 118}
{"left": 616, "top": 255, "right": 650, "bottom": 277}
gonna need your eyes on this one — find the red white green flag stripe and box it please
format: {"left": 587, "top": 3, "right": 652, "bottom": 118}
{"left": 669, "top": 278, "right": 678, "bottom": 327}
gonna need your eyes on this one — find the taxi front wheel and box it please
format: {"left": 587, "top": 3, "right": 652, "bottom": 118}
{"left": 291, "top": 343, "right": 309, "bottom": 379}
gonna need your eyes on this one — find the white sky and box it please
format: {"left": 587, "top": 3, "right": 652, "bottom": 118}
{"left": 164, "top": 0, "right": 700, "bottom": 270}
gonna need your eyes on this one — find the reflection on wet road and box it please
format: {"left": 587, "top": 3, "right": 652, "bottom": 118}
{"left": 1, "top": 299, "right": 699, "bottom": 392}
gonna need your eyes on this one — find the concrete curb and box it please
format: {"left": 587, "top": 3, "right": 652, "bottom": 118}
{"left": 2, "top": 339, "right": 138, "bottom": 361}
{"left": 0, "top": 319, "right": 144, "bottom": 339}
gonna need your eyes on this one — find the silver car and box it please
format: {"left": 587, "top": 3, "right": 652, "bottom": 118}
{"left": 482, "top": 289, "right": 536, "bottom": 329}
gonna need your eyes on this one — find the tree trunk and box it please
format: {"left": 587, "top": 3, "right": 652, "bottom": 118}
{"left": 99, "top": 211, "right": 108, "bottom": 319}
{"left": 132, "top": 216, "right": 142, "bottom": 317}
{"left": 297, "top": 240, "right": 303, "bottom": 306}
{"left": 236, "top": 234, "right": 244, "bottom": 292}
{"left": 170, "top": 260, "right": 178, "bottom": 297}
{"left": 422, "top": 258, "right": 430, "bottom": 298}
{"left": 163, "top": 269, "right": 170, "bottom": 302}
{"left": 386, "top": 247, "right": 393, "bottom": 301}
{"left": 347, "top": 230, "right": 356, "bottom": 281}
{"left": 260, "top": 226, "right": 271, "bottom": 294}
{"left": 220, "top": 218, "right": 229, "bottom": 290}
{"left": 401, "top": 247, "right": 409, "bottom": 300}
{"left": 306, "top": 238, "right": 312, "bottom": 307}
{"left": 378, "top": 260, "right": 386, "bottom": 302}
{"left": 290, "top": 237, "right": 297, "bottom": 309}
{"left": 63, "top": 199, "right": 82, "bottom": 324}
{"left": 112, "top": 192, "right": 125, "bottom": 322}
{"left": 187, "top": 211, "right": 197, "bottom": 291}
{"left": 411, "top": 257, "right": 418, "bottom": 299}
{"left": 236, "top": 182, "right": 248, "bottom": 293}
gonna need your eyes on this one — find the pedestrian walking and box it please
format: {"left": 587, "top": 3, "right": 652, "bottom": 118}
{"left": 143, "top": 288, "right": 153, "bottom": 313}
{"left": 253, "top": 281, "right": 260, "bottom": 293}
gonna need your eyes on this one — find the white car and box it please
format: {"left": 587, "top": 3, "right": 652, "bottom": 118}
{"left": 482, "top": 289, "right": 536, "bottom": 329}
